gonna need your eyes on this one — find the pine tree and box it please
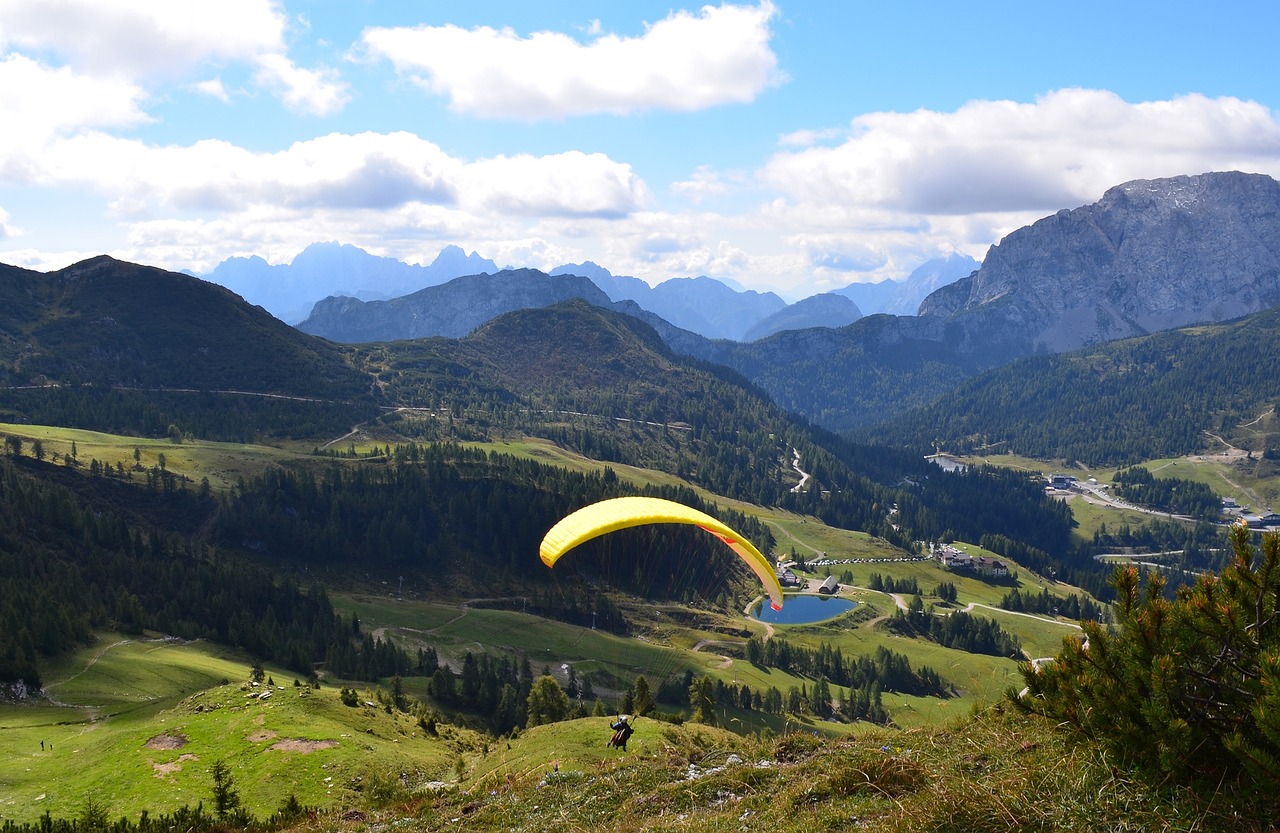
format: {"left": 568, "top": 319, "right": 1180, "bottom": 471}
{"left": 689, "top": 675, "right": 717, "bottom": 725}
{"left": 210, "top": 760, "right": 241, "bottom": 821}
{"left": 633, "top": 675, "right": 654, "bottom": 716}
{"left": 1016, "top": 525, "right": 1280, "bottom": 793}
{"left": 525, "top": 675, "right": 571, "bottom": 727}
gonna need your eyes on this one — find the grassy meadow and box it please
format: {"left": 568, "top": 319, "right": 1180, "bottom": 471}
{"left": 0, "top": 636, "right": 474, "bottom": 824}
{"left": 0, "top": 422, "right": 312, "bottom": 493}
{"left": 0, "top": 422, "right": 1112, "bottom": 825}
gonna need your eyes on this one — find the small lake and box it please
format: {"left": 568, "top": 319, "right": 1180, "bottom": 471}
{"left": 752, "top": 594, "right": 857, "bottom": 625}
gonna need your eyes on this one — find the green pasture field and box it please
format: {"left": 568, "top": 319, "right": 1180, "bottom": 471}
{"left": 964, "top": 604, "right": 1083, "bottom": 659}
{"left": 1064, "top": 494, "right": 1155, "bottom": 543}
{"left": 1, "top": 562, "right": 1077, "bottom": 824}
{"left": 1082, "top": 454, "right": 1246, "bottom": 506}
{"left": 0, "top": 636, "right": 470, "bottom": 825}
{"left": 465, "top": 438, "right": 685, "bottom": 491}
{"left": 760, "top": 602, "right": 1024, "bottom": 720}
{"left": 336, "top": 569, "right": 1069, "bottom": 733}
{"left": 462, "top": 716, "right": 745, "bottom": 789}
{"left": 336, "top": 594, "right": 714, "bottom": 694}
{"left": 767, "top": 513, "right": 903, "bottom": 561}
{"left": 0, "top": 423, "right": 1103, "bottom": 818}
{"left": 948, "top": 449, "right": 1280, "bottom": 543}
{"left": 0, "top": 422, "right": 308, "bottom": 493}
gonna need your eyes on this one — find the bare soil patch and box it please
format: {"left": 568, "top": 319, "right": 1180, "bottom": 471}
{"left": 144, "top": 733, "right": 187, "bottom": 750}
{"left": 269, "top": 738, "right": 338, "bottom": 753}
{"left": 151, "top": 753, "right": 198, "bottom": 777}
{"left": 247, "top": 730, "right": 279, "bottom": 742}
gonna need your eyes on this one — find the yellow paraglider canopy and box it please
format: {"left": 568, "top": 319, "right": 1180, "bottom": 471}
{"left": 539, "top": 496, "right": 784, "bottom": 611}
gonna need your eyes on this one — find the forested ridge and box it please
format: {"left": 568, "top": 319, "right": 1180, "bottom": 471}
{"left": 0, "top": 386, "right": 378, "bottom": 444}
{"left": 0, "top": 274, "right": 1101, "bottom": 695}
{"left": 216, "top": 442, "right": 775, "bottom": 607}
{"left": 863, "top": 306, "right": 1280, "bottom": 464}
{"left": 0, "top": 258, "right": 370, "bottom": 398}
{"left": 0, "top": 456, "right": 382, "bottom": 688}
{"left": 0, "top": 442, "right": 781, "bottom": 687}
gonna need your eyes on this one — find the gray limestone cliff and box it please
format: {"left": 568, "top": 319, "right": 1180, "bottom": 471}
{"left": 920, "top": 171, "right": 1280, "bottom": 352}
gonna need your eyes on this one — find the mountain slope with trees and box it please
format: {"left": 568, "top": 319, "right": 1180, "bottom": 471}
{"left": 0, "top": 257, "right": 371, "bottom": 398}
{"left": 666, "top": 172, "right": 1280, "bottom": 433}
{"left": 863, "top": 304, "right": 1280, "bottom": 464}
{"left": 354, "top": 301, "right": 1077, "bottom": 561}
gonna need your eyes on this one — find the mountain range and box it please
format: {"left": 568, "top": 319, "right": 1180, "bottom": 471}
{"left": 6, "top": 170, "right": 1280, "bottom": 452}
{"left": 298, "top": 269, "right": 613, "bottom": 342}
{"left": 207, "top": 242, "right": 500, "bottom": 324}
{"left": 835, "top": 251, "right": 979, "bottom": 317}
{"left": 674, "top": 171, "right": 1280, "bottom": 430}
{"left": 205, "top": 241, "right": 970, "bottom": 342}
{"left": 282, "top": 172, "right": 1280, "bottom": 435}
{"left": 7, "top": 156, "right": 1280, "bottom": 829}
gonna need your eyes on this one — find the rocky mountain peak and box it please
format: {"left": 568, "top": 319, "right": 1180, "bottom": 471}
{"left": 919, "top": 171, "right": 1280, "bottom": 352}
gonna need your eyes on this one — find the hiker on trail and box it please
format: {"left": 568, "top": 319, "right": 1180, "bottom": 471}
{"left": 608, "top": 715, "right": 633, "bottom": 751}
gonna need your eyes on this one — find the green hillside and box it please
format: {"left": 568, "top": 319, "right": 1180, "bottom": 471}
{"left": 866, "top": 306, "right": 1280, "bottom": 465}
{"left": 0, "top": 258, "right": 369, "bottom": 398}
{"left": 4, "top": 257, "right": 1272, "bottom": 830}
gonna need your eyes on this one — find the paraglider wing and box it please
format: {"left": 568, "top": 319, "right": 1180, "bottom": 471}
{"left": 539, "top": 496, "right": 784, "bottom": 610}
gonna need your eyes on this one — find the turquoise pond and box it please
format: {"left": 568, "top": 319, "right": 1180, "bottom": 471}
{"left": 751, "top": 594, "right": 857, "bottom": 625}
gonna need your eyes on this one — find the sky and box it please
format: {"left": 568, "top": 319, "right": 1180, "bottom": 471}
{"left": 2, "top": 1, "right": 1280, "bottom": 300}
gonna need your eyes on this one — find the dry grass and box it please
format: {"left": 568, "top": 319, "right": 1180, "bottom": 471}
{"left": 274, "top": 706, "right": 1271, "bottom": 833}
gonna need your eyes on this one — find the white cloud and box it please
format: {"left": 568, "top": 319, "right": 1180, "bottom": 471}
{"left": 0, "top": 205, "right": 13, "bottom": 239}
{"left": 36, "top": 131, "right": 461, "bottom": 213}
{"left": 11, "top": 80, "right": 1280, "bottom": 302}
{"left": 0, "top": 0, "right": 284, "bottom": 77}
{"left": 776, "top": 127, "right": 845, "bottom": 148}
{"left": 671, "top": 165, "right": 734, "bottom": 202}
{"left": 0, "top": 53, "right": 151, "bottom": 179}
{"left": 252, "top": 53, "right": 349, "bottom": 116}
{"left": 0, "top": 0, "right": 348, "bottom": 114}
{"left": 5, "top": 130, "right": 649, "bottom": 273}
{"left": 359, "top": 1, "right": 781, "bottom": 119}
{"left": 31, "top": 131, "right": 649, "bottom": 223}
{"left": 460, "top": 151, "right": 648, "bottom": 218}
{"left": 799, "top": 238, "right": 887, "bottom": 273}
{"left": 0, "top": 247, "right": 102, "bottom": 272}
{"left": 193, "top": 77, "right": 231, "bottom": 103}
{"left": 763, "top": 90, "right": 1280, "bottom": 216}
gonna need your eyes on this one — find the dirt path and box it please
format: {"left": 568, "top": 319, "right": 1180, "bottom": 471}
{"left": 960, "top": 602, "right": 1083, "bottom": 630}
{"left": 41, "top": 638, "right": 142, "bottom": 722}
{"left": 765, "top": 519, "right": 824, "bottom": 557}
{"left": 49, "top": 639, "right": 132, "bottom": 694}
{"left": 320, "top": 406, "right": 437, "bottom": 450}
{"left": 789, "top": 447, "right": 810, "bottom": 494}
{"left": 690, "top": 639, "right": 735, "bottom": 670}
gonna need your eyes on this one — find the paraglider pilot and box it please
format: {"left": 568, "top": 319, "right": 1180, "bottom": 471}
{"left": 608, "top": 715, "right": 634, "bottom": 751}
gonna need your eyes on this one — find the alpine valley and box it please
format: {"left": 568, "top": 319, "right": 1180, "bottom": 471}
{"left": 2, "top": 171, "right": 1280, "bottom": 833}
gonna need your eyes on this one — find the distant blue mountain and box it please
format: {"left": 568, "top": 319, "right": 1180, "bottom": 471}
{"left": 836, "top": 253, "right": 978, "bottom": 316}
{"left": 298, "top": 269, "right": 611, "bottom": 342}
{"left": 205, "top": 243, "right": 955, "bottom": 340}
{"left": 552, "top": 262, "right": 786, "bottom": 340}
{"left": 742, "top": 293, "right": 862, "bottom": 341}
{"left": 205, "top": 242, "right": 497, "bottom": 324}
